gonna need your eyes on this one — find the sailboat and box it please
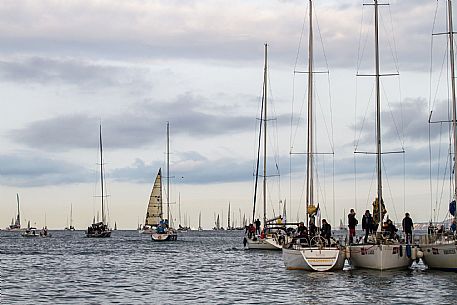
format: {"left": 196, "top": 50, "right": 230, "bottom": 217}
{"left": 151, "top": 122, "right": 177, "bottom": 242}
{"left": 244, "top": 44, "right": 287, "bottom": 250}
{"left": 282, "top": 0, "right": 345, "bottom": 271}
{"left": 198, "top": 212, "right": 203, "bottom": 231}
{"left": 64, "top": 203, "right": 75, "bottom": 231}
{"left": 6, "top": 194, "right": 21, "bottom": 231}
{"left": 86, "top": 124, "right": 112, "bottom": 238}
{"left": 420, "top": 0, "right": 457, "bottom": 271}
{"left": 21, "top": 220, "right": 38, "bottom": 237}
{"left": 348, "top": 0, "right": 413, "bottom": 270}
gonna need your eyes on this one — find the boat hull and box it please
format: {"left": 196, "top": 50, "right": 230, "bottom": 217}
{"left": 349, "top": 244, "right": 412, "bottom": 270}
{"left": 151, "top": 232, "right": 177, "bottom": 241}
{"left": 420, "top": 242, "right": 457, "bottom": 271}
{"left": 245, "top": 236, "right": 281, "bottom": 250}
{"left": 86, "top": 231, "right": 112, "bottom": 238}
{"left": 283, "top": 247, "right": 345, "bottom": 272}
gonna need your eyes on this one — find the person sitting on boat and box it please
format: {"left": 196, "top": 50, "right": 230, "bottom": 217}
{"left": 384, "top": 218, "right": 398, "bottom": 240}
{"left": 248, "top": 224, "right": 255, "bottom": 238}
{"left": 297, "top": 222, "right": 306, "bottom": 236}
{"left": 309, "top": 219, "right": 317, "bottom": 238}
{"left": 320, "top": 219, "right": 332, "bottom": 246}
{"left": 437, "top": 225, "right": 444, "bottom": 235}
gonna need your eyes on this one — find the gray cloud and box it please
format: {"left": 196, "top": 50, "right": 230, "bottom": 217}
{"left": 9, "top": 93, "right": 290, "bottom": 151}
{"left": 0, "top": 0, "right": 437, "bottom": 71}
{"left": 0, "top": 56, "right": 151, "bottom": 93}
{"left": 0, "top": 152, "right": 92, "bottom": 187}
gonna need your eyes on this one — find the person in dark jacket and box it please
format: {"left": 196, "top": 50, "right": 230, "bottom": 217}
{"left": 321, "top": 219, "right": 332, "bottom": 246}
{"left": 362, "top": 210, "right": 373, "bottom": 243}
{"left": 348, "top": 209, "right": 358, "bottom": 244}
{"left": 402, "top": 212, "right": 414, "bottom": 244}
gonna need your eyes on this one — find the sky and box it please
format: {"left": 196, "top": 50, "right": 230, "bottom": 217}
{"left": 0, "top": 0, "right": 454, "bottom": 229}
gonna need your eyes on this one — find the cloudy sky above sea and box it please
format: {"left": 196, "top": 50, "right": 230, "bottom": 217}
{"left": 0, "top": 0, "right": 453, "bottom": 229}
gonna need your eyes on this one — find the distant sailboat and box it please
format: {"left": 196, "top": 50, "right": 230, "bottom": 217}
{"left": 22, "top": 220, "right": 38, "bottom": 237}
{"left": 150, "top": 122, "right": 178, "bottom": 242}
{"left": 86, "top": 124, "right": 112, "bottom": 238}
{"left": 6, "top": 194, "right": 21, "bottom": 231}
{"left": 114, "top": 222, "right": 117, "bottom": 231}
{"left": 64, "top": 203, "right": 75, "bottom": 231}
{"left": 198, "top": 212, "right": 203, "bottom": 231}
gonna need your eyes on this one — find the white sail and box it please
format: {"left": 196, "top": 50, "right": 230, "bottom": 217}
{"left": 145, "top": 169, "right": 163, "bottom": 226}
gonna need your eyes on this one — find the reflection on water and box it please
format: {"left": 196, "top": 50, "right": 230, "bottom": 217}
{"left": 1, "top": 230, "right": 456, "bottom": 304}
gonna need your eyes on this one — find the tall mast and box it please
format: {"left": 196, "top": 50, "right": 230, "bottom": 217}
{"left": 166, "top": 122, "right": 170, "bottom": 223}
{"left": 16, "top": 193, "right": 20, "bottom": 227}
{"left": 70, "top": 203, "right": 73, "bottom": 227}
{"left": 374, "top": 0, "right": 383, "bottom": 226}
{"left": 263, "top": 43, "right": 268, "bottom": 228}
{"left": 306, "top": 0, "right": 314, "bottom": 227}
{"left": 228, "top": 202, "right": 231, "bottom": 229}
{"left": 99, "top": 124, "right": 105, "bottom": 224}
{"left": 448, "top": 1, "right": 457, "bottom": 207}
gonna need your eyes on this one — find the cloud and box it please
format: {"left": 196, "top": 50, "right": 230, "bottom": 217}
{"left": 0, "top": 152, "right": 92, "bottom": 187}
{"left": 8, "top": 92, "right": 290, "bottom": 151}
{"left": 110, "top": 151, "right": 254, "bottom": 184}
{"left": 0, "top": 0, "right": 437, "bottom": 71}
{"left": 0, "top": 56, "right": 151, "bottom": 93}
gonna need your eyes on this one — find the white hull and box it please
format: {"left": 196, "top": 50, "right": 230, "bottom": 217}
{"left": 151, "top": 232, "right": 177, "bottom": 241}
{"left": 421, "top": 242, "right": 457, "bottom": 271}
{"left": 349, "top": 244, "right": 412, "bottom": 270}
{"left": 245, "top": 236, "right": 281, "bottom": 250}
{"left": 283, "top": 247, "right": 345, "bottom": 272}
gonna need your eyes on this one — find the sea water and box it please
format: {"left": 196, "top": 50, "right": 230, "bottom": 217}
{"left": 1, "top": 230, "right": 456, "bottom": 304}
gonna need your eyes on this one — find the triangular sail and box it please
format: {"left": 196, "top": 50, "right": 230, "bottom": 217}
{"left": 145, "top": 169, "right": 163, "bottom": 225}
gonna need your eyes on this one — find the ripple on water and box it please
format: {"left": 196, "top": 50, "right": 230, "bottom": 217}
{"left": 2, "top": 230, "right": 457, "bottom": 304}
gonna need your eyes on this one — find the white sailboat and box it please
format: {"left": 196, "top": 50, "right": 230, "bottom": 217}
{"left": 198, "top": 212, "right": 203, "bottom": 231}
{"left": 244, "top": 44, "right": 286, "bottom": 251}
{"left": 420, "top": 0, "right": 457, "bottom": 271}
{"left": 21, "top": 220, "right": 38, "bottom": 237}
{"left": 348, "top": 0, "right": 412, "bottom": 270}
{"left": 64, "top": 203, "right": 75, "bottom": 231}
{"left": 151, "top": 122, "right": 177, "bottom": 242}
{"left": 86, "top": 124, "right": 112, "bottom": 238}
{"left": 282, "top": 0, "right": 345, "bottom": 271}
{"left": 6, "top": 194, "right": 21, "bottom": 231}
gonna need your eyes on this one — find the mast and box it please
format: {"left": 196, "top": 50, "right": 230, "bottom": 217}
{"left": 447, "top": 0, "right": 457, "bottom": 206}
{"left": 228, "top": 202, "right": 231, "bottom": 229}
{"left": 263, "top": 43, "right": 268, "bottom": 228}
{"left": 305, "top": 0, "right": 314, "bottom": 227}
{"left": 166, "top": 122, "right": 170, "bottom": 223}
{"left": 99, "top": 124, "right": 105, "bottom": 224}
{"left": 70, "top": 203, "right": 73, "bottom": 228}
{"left": 16, "top": 193, "right": 20, "bottom": 227}
{"left": 374, "top": 0, "right": 383, "bottom": 227}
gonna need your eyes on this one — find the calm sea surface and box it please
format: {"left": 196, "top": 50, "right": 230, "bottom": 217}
{"left": 1, "top": 230, "right": 456, "bottom": 304}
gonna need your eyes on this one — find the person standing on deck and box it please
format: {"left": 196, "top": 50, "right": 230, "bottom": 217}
{"left": 362, "top": 210, "right": 373, "bottom": 244}
{"left": 348, "top": 209, "right": 358, "bottom": 244}
{"left": 402, "top": 212, "right": 414, "bottom": 244}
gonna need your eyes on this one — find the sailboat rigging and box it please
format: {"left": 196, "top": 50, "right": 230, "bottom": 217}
{"left": 282, "top": 0, "right": 345, "bottom": 271}
{"left": 420, "top": 0, "right": 457, "bottom": 271}
{"left": 150, "top": 122, "right": 178, "bottom": 241}
{"left": 86, "top": 124, "right": 112, "bottom": 238}
{"left": 348, "top": 0, "right": 417, "bottom": 270}
{"left": 244, "top": 43, "right": 288, "bottom": 250}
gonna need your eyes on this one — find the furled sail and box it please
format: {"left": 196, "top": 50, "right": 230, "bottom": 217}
{"left": 145, "top": 169, "right": 163, "bottom": 225}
